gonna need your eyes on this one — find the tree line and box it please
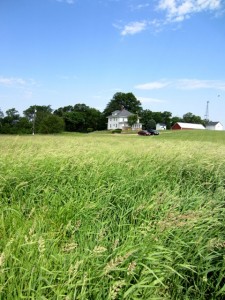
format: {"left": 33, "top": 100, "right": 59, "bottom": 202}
{"left": 0, "top": 92, "right": 206, "bottom": 134}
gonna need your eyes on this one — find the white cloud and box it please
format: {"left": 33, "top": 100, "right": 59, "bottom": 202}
{"left": 135, "top": 78, "right": 225, "bottom": 90}
{"left": 113, "top": 0, "right": 224, "bottom": 35}
{"left": 0, "top": 77, "right": 38, "bottom": 103}
{"left": 0, "top": 77, "right": 27, "bottom": 87}
{"left": 130, "top": 3, "right": 150, "bottom": 10}
{"left": 138, "top": 96, "right": 165, "bottom": 103}
{"left": 157, "top": 0, "right": 222, "bottom": 23}
{"left": 135, "top": 81, "right": 170, "bottom": 90}
{"left": 56, "top": 0, "right": 75, "bottom": 4}
{"left": 177, "top": 79, "right": 225, "bottom": 90}
{"left": 121, "top": 21, "right": 147, "bottom": 36}
{"left": 0, "top": 77, "right": 37, "bottom": 94}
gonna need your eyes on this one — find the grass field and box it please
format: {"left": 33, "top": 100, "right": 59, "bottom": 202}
{"left": 1, "top": 130, "right": 225, "bottom": 299}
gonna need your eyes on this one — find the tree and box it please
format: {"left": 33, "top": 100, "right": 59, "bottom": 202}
{"left": 161, "top": 111, "right": 172, "bottom": 129}
{"left": 39, "top": 115, "right": 65, "bottom": 134}
{"left": 0, "top": 109, "right": 4, "bottom": 129}
{"left": 4, "top": 108, "right": 20, "bottom": 127}
{"left": 183, "top": 112, "right": 204, "bottom": 124}
{"left": 2, "top": 108, "right": 20, "bottom": 132}
{"left": 140, "top": 110, "right": 159, "bottom": 130}
{"left": 128, "top": 114, "right": 138, "bottom": 127}
{"left": 0, "top": 108, "right": 32, "bottom": 134}
{"left": 14, "top": 117, "right": 32, "bottom": 134}
{"left": 140, "top": 110, "right": 153, "bottom": 129}
{"left": 146, "top": 119, "right": 156, "bottom": 130}
{"left": 23, "top": 105, "right": 53, "bottom": 123}
{"left": 23, "top": 105, "right": 53, "bottom": 133}
{"left": 53, "top": 103, "right": 104, "bottom": 132}
{"left": 6, "top": 108, "right": 19, "bottom": 119}
{"left": 171, "top": 116, "right": 182, "bottom": 126}
{"left": 0, "top": 109, "right": 4, "bottom": 119}
{"left": 53, "top": 105, "right": 74, "bottom": 117}
{"left": 151, "top": 112, "right": 163, "bottom": 124}
{"left": 103, "top": 92, "right": 142, "bottom": 117}
{"left": 64, "top": 111, "right": 85, "bottom": 132}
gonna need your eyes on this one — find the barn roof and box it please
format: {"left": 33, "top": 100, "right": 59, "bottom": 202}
{"left": 175, "top": 122, "right": 205, "bottom": 129}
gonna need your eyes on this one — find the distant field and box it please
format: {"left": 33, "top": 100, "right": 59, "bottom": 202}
{"left": 1, "top": 131, "right": 225, "bottom": 299}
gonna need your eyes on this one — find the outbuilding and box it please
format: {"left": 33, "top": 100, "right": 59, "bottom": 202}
{"left": 172, "top": 122, "right": 205, "bottom": 130}
{"left": 156, "top": 123, "right": 166, "bottom": 130}
{"left": 205, "top": 121, "right": 223, "bottom": 131}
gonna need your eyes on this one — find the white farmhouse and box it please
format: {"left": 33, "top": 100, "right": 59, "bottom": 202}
{"left": 205, "top": 121, "right": 223, "bottom": 131}
{"left": 107, "top": 109, "right": 142, "bottom": 130}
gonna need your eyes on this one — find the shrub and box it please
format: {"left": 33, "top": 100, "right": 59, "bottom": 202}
{"left": 112, "top": 128, "right": 122, "bottom": 134}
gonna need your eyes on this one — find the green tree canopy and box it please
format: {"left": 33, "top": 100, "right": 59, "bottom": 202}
{"left": 53, "top": 105, "right": 74, "bottom": 117}
{"left": 53, "top": 103, "right": 104, "bottom": 132}
{"left": 146, "top": 119, "right": 156, "bottom": 130}
{"left": 161, "top": 111, "right": 172, "bottom": 129}
{"left": 182, "top": 112, "right": 204, "bottom": 124}
{"left": 171, "top": 116, "right": 182, "bottom": 126}
{"left": 39, "top": 115, "right": 65, "bottom": 134}
{"left": 23, "top": 105, "right": 52, "bottom": 120}
{"left": 140, "top": 110, "right": 153, "bottom": 129}
{"left": 6, "top": 108, "right": 19, "bottom": 119}
{"left": 151, "top": 112, "right": 163, "bottom": 124}
{"left": 23, "top": 105, "right": 53, "bottom": 133}
{"left": 103, "top": 92, "right": 142, "bottom": 117}
{"left": 128, "top": 114, "right": 138, "bottom": 127}
{"left": 3, "top": 108, "right": 20, "bottom": 127}
{"left": 0, "top": 108, "right": 4, "bottom": 119}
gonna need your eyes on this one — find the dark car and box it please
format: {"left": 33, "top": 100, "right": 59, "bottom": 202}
{"left": 138, "top": 130, "right": 151, "bottom": 136}
{"left": 148, "top": 129, "right": 159, "bottom": 135}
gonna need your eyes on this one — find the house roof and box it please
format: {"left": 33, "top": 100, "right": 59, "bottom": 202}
{"left": 206, "top": 121, "right": 221, "bottom": 126}
{"left": 175, "top": 122, "right": 205, "bottom": 129}
{"left": 107, "top": 109, "right": 134, "bottom": 118}
{"left": 157, "top": 123, "right": 166, "bottom": 126}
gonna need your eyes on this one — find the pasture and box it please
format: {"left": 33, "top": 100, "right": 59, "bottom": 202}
{"left": 1, "top": 130, "right": 225, "bottom": 299}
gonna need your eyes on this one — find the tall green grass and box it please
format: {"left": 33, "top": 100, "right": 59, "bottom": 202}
{"left": 1, "top": 131, "right": 225, "bottom": 299}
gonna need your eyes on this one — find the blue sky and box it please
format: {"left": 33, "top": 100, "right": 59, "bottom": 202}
{"left": 0, "top": 0, "right": 225, "bottom": 124}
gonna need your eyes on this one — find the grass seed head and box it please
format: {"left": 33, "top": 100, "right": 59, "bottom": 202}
{"left": 112, "top": 239, "right": 119, "bottom": 250}
{"left": 62, "top": 242, "right": 78, "bottom": 252}
{"left": 0, "top": 252, "right": 5, "bottom": 268}
{"left": 104, "top": 250, "right": 135, "bottom": 275}
{"left": 93, "top": 246, "right": 107, "bottom": 254}
{"left": 38, "top": 237, "right": 45, "bottom": 254}
{"left": 68, "top": 260, "right": 83, "bottom": 276}
{"left": 127, "top": 261, "right": 137, "bottom": 275}
{"left": 28, "top": 207, "right": 35, "bottom": 219}
{"left": 109, "top": 280, "right": 126, "bottom": 300}
{"left": 74, "top": 220, "right": 81, "bottom": 231}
